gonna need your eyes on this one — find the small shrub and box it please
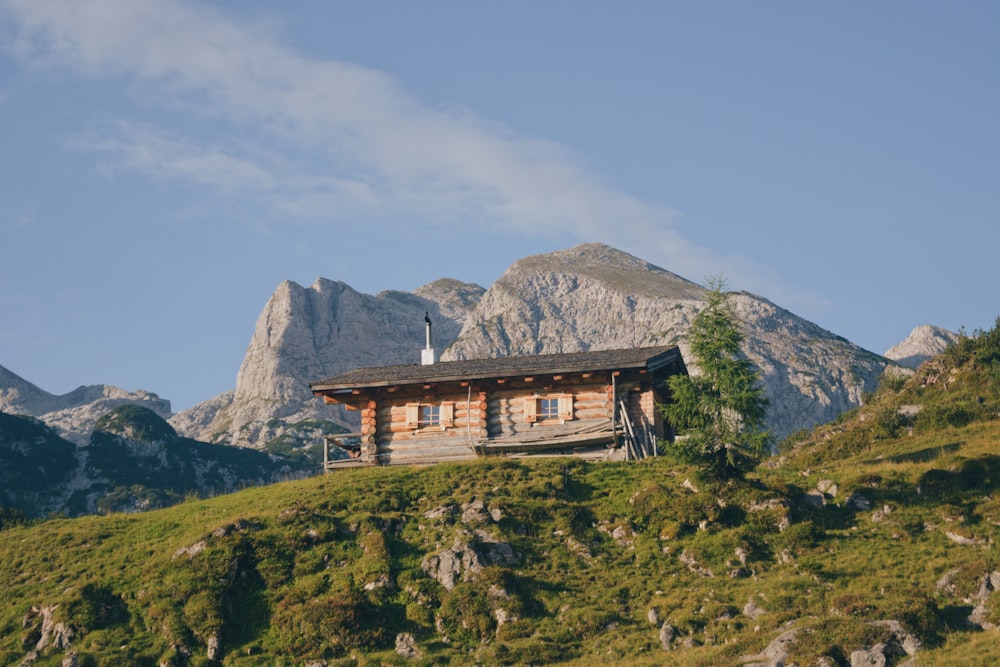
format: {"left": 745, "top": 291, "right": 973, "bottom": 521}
{"left": 914, "top": 402, "right": 980, "bottom": 432}
{"left": 869, "top": 407, "right": 907, "bottom": 440}
{"left": 64, "top": 583, "right": 128, "bottom": 633}
{"left": 775, "top": 520, "right": 821, "bottom": 552}
{"left": 270, "top": 583, "right": 385, "bottom": 657}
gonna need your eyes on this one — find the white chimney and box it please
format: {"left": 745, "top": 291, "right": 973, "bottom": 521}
{"left": 421, "top": 312, "right": 436, "bottom": 365}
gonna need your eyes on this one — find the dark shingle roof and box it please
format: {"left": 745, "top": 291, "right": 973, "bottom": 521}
{"left": 310, "top": 345, "right": 683, "bottom": 392}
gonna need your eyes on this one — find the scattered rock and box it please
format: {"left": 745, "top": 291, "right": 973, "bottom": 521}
{"left": 935, "top": 568, "right": 961, "bottom": 595}
{"left": 848, "top": 620, "right": 921, "bottom": 666}
{"left": 565, "top": 536, "right": 593, "bottom": 560}
{"left": 363, "top": 573, "right": 394, "bottom": 592}
{"left": 743, "top": 599, "right": 766, "bottom": 620}
{"left": 679, "top": 549, "right": 714, "bottom": 577}
{"left": 739, "top": 626, "right": 797, "bottom": 667}
{"left": 22, "top": 605, "right": 74, "bottom": 655}
{"left": 817, "top": 479, "right": 839, "bottom": 497}
{"left": 395, "top": 633, "right": 421, "bottom": 659}
{"left": 611, "top": 525, "right": 634, "bottom": 546}
{"left": 172, "top": 540, "right": 207, "bottom": 560}
{"left": 659, "top": 623, "right": 675, "bottom": 651}
{"left": 421, "top": 535, "right": 520, "bottom": 590}
{"left": 847, "top": 492, "right": 872, "bottom": 511}
{"left": 598, "top": 521, "right": 635, "bottom": 546}
{"left": 421, "top": 541, "right": 483, "bottom": 591}
{"left": 871, "top": 505, "right": 893, "bottom": 523}
{"left": 968, "top": 571, "right": 1000, "bottom": 630}
{"left": 423, "top": 504, "right": 458, "bottom": 521}
{"left": 748, "top": 498, "right": 790, "bottom": 512}
{"left": 461, "top": 499, "right": 494, "bottom": 524}
{"left": 206, "top": 634, "right": 220, "bottom": 662}
{"left": 648, "top": 608, "right": 659, "bottom": 625}
{"left": 945, "top": 531, "right": 978, "bottom": 546}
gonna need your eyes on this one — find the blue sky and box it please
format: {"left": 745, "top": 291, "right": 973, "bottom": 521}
{"left": 1, "top": 0, "right": 998, "bottom": 411}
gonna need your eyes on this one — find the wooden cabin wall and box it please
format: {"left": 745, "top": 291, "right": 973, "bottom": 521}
{"left": 346, "top": 369, "right": 673, "bottom": 465}
{"left": 486, "top": 380, "right": 614, "bottom": 438}
{"left": 371, "top": 388, "right": 487, "bottom": 465}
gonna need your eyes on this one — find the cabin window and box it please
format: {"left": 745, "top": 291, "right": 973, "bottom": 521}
{"left": 420, "top": 405, "right": 441, "bottom": 426}
{"left": 538, "top": 398, "right": 560, "bottom": 419}
{"left": 524, "top": 394, "right": 574, "bottom": 423}
{"left": 405, "top": 402, "right": 454, "bottom": 430}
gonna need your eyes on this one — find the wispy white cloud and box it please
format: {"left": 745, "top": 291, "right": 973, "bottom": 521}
{"left": 0, "top": 0, "right": 823, "bottom": 311}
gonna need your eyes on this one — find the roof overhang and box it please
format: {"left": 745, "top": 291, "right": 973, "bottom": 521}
{"left": 310, "top": 346, "right": 685, "bottom": 395}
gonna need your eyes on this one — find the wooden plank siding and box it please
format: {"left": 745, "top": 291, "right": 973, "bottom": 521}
{"left": 310, "top": 345, "right": 687, "bottom": 468}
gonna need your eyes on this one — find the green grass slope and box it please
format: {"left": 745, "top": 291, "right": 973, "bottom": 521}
{"left": 2, "top": 321, "right": 999, "bottom": 666}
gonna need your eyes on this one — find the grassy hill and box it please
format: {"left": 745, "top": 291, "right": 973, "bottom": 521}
{"left": 2, "top": 320, "right": 999, "bottom": 666}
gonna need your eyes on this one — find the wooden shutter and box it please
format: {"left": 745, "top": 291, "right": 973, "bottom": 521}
{"left": 405, "top": 403, "right": 419, "bottom": 429}
{"left": 558, "top": 394, "right": 574, "bottom": 421}
{"left": 441, "top": 402, "right": 454, "bottom": 427}
{"left": 523, "top": 396, "right": 538, "bottom": 423}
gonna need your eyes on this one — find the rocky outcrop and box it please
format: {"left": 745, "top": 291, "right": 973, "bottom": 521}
{"left": 173, "top": 278, "right": 484, "bottom": 448}
{"left": 884, "top": 324, "right": 960, "bottom": 369}
{"left": 443, "top": 244, "right": 890, "bottom": 440}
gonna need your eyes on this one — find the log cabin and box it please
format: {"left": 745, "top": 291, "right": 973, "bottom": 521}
{"left": 310, "top": 331, "right": 687, "bottom": 469}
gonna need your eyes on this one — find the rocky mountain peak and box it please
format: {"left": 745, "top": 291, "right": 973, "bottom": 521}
{"left": 507, "top": 243, "right": 705, "bottom": 300}
{"left": 884, "top": 324, "right": 961, "bottom": 369}
{"left": 443, "top": 244, "right": 889, "bottom": 440}
{"left": 178, "top": 275, "right": 485, "bottom": 447}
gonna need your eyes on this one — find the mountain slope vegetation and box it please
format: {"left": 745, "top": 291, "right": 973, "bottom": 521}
{"left": 0, "top": 406, "right": 313, "bottom": 518}
{"left": 2, "top": 319, "right": 999, "bottom": 666}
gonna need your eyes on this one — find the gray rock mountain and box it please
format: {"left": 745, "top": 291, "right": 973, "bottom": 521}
{"left": 441, "top": 244, "right": 891, "bottom": 440}
{"left": 884, "top": 324, "right": 961, "bottom": 369}
{"left": 0, "top": 364, "right": 172, "bottom": 445}
{"left": 7, "top": 243, "right": 916, "bottom": 451}
{"left": 171, "top": 277, "right": 485, "bottom": 448}
{"left": 172, "top": 243, "right": 896, "bottom": 448}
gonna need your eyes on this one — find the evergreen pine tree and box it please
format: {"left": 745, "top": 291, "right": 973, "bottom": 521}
{"left": 660, "top": 276, "right": 771, "bottom": 478}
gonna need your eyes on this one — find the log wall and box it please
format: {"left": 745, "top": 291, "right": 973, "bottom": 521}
{"left": 347, "top": 371, "right": 669, "bottom": 465}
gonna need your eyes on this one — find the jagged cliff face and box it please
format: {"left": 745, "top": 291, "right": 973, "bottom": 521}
{"left": 442, "top": 244, "right": 889, "bottom": 440}
{"left": 181, "top": 277, "right": 485, "bottom": 447}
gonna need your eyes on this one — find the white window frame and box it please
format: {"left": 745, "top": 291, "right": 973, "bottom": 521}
{"left": 524, "top": 394, "right": 574, "bottom": 424}
{"left": 405, "top": 401, "right": 454, "bottom": 431}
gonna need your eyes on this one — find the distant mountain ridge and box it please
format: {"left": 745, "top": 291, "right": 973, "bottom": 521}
{"left": 2, "top": 243, "right": 960, "bottom": 450}
{"left": 0, "top": 406, "right": 311, "bottom": 517}
{"left": 0, "top": 365, "right": 171, "bottom": 445}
